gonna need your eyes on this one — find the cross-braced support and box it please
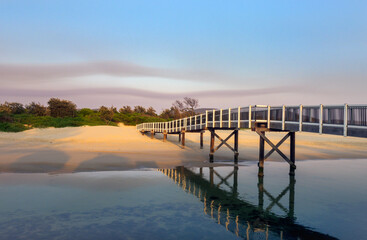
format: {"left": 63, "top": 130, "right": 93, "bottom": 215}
{"left": 208, "top": 128, "right": 239, "bottom": 163}
{"left": 256, "top": 130, "right": 296, "bottom": 177}
{"left": 209, "top": 166, "right": 238, "bottom": 196}
{"left": 257, "top": 175, "right": 296, "bottom": 220}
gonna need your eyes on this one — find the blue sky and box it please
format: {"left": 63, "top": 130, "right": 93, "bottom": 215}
{"left": 0, "top": 0, "right": 366, "bottom": 110}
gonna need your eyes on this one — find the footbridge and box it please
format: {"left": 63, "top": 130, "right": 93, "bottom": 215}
{"left": 137, "top": 104, "right": 367, "bottom": 176}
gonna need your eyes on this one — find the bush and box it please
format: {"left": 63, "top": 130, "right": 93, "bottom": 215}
{"left": 119, "top": 106, "right": 133, "bottom": 114}
{"left": 2, "top": 102, "right": 25, "bottom": 114}
{"left": 48, "top": 98, "right": 77, "bottom": 118}
{"left": 146, "top": 107, "right": 157, "bottom": 116}
{"left": 26, "top": 102, "right": 48, "bottom": 116}
{"left": 134, "top": 106, "right": 146, "bottom": 114}
{"left": 0, "top": 122, "right": 29, "bottom": 132}
{"left": 0, "top": 103, "right": 11, "bottom": 114}
{"left": 0, "top": 112, "right": 13, "bottom": 123}
{"left": 99, "top": 106, "right": 114, "bottom": 125}
{"left": 78, "top": 108, "right": 95, "bottom": 117}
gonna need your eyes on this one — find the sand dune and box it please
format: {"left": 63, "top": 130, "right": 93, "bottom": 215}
{"left": 0, "top": 124, "right": 367, "bottom": 173}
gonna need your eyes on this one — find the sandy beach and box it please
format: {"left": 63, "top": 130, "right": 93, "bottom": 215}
{"left": 1, "top": 124, "right": 367, "bottom": 173}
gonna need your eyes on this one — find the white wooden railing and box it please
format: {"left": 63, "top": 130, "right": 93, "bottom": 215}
{"left": 136, "top": 104, "right": 367, "bottom": 138}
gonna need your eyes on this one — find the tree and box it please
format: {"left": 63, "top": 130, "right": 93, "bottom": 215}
{"left": 146, "top": 107, "right": 157, "bottom": 116}
{"left": 183, "top": 97, "right": 199, "bottom": 115}
{"left": 26, "top": 102, "right": 47, "bottom": 116}
{"left": 119, "top": 106, "right": 133, "bottom": 114}
{"left": 0, "top": 103, "right": 11, "bottom": 114}
{"left": 99, "top": 106, "right": 114, "bottom": 125}
{"left": 2, "top": 102, "right": 25, "bottom": 114}
{"left": 134, "top": 106, "right": 146, "bottom": 114}
{"left": 111, "top": 106, "right": 118, "bottom": 113}
{"left": 160, "top": 106, "right": 181, "bottom": 119}
{"left": 172, "top": 97, "right": 199, "bottom": 117}
{"left": 47, "top": 98, "right": 77, "bottom": 118}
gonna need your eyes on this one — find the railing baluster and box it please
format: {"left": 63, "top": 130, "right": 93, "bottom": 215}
{"left": 299, "top": 104, "right": 303, "bottom": 132}
{"left": 238, "top": 106, "right": 241, "bottom": 128}
{"left": 344, "top": 103, "right": 348, "bottom": 137}
{"left": 319, "top": 104, "right": 323, "bottom": 134}
{"left": 220, "top": 109, "right": 223, "bottom": 128}
{"left": 248, "top": 106, "right": 251, "bottom": 129}
{"left": 213, "top": 109, "right": 216, "bottom": 128}
{"left": 267, "top": 106, "right": 271, "bottom": 129}
{"left": 282, "top": 105, "right": 285, "bottom": 130}
{"left": 200, "top": 114, "right": 203, "bottom": 129}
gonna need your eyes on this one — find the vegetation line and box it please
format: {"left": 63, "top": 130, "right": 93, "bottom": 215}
{"left": 0, "top": 97, "right": 199, "bottom": 132}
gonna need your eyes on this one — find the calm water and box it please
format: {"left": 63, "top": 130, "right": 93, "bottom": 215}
{"left": 0, "top": 160, "right": 367, "bottom": 240}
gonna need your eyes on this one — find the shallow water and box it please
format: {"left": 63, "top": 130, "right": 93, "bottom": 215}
{"left": 0, "top": 159, "right": 367, "bottom": 240}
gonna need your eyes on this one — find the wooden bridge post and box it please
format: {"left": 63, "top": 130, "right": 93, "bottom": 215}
{"left": 163, "top": 130, "right": 167, "bottom": 142}
{"left": 258, "top": 131, "right": 265, "bottom": 177}
{"left": 258, "top": 175, "right": 264, "bottom": 211}
{"left": 234, "top": 129, "right": 239, "bottom": 163}
{"left": 151, "top": 130, "right": 154, "bottom": 139}
{"left": 233, "top": 166, "right": 238, "bottom": 197}
{"left": 209, "top": 167, "right": 214, "bottom": 186}
{"left": 289, "top": 131, "right": 296, "bottom": 176}
{"left": 200, "top": 131, "right": 204, "bottom": 149}
{"left": 181, "top": 129, "right": 186, "bottom": 148}
{"left": 209, "top": 130, "right": 215, "bottom": 162}
{"left": 288, "top": 175, "right": 296, "bottom": 220}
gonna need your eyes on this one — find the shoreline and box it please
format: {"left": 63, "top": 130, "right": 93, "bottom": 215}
{"left": 1, "top": 125, "right": 367, "bottom": 174}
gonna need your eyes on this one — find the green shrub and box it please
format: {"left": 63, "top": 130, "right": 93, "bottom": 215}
{"left": 78, "top": 108, "right": 95, "bottom": 117}
{"left": 0, "top": 122, "right": 29, "bottom": 132}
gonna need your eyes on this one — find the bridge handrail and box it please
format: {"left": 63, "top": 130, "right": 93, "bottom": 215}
{"left": 136, "top": 104, "right": 367, "bottom": 137}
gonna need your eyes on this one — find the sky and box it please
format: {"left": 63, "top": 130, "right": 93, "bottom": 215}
{"left": 0, "top": 0, "right": 366, "bottom": 111}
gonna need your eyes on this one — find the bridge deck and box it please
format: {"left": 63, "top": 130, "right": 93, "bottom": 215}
{"left": 137, "top": 104, "right": 367, "bottom": 138}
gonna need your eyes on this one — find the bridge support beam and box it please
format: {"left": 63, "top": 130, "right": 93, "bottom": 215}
{"left": 258, "top": 176, "right": 264, "bottom": 211}
{"left": 258, "top": 131, "right": 265, "bottom": 177}
{"left": 163, "top": 130, "right": 167, "bottom": 142}
{"left": 288, "top": 175, "right": 296, "bottom": 220}
{"left": 290, "top": 132, "right": 296, "bottom": 176}
{"left": 256, "top": 130, "right": 296, "bottom": 176}
{"left": 200, "top": 131, "right": 204, "bottom": 149}
{"left": 151, "top": 130, "right": 154, "bottom": 139}
{"left": 181, "top": 130, "right": 186, "bottom": 148}
{"left": 208, "top": 128, "right": 239, "bottom": 163}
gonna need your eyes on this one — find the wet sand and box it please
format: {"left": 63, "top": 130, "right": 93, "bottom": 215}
{"left": 1, "top": 124, "right": 367, "bottom": 173}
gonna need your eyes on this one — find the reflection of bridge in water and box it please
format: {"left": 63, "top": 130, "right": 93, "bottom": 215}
{"left": 158, "top": 167, "right": 337, "bottom": 240}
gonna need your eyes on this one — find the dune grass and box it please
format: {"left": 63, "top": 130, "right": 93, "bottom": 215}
{"left": 0, "top": 112, "right": 169, "bottom": 132}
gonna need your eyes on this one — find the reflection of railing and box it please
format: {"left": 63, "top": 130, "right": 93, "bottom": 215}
{"left": 158, "top": 167, "right": 337, "bottom": 240}
{"left": 137, "top": 104, "right": 367, "bottom": 138}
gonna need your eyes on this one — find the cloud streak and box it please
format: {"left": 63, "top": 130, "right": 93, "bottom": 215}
{"left": 0, "top": 61, "right": 242, "bottom": 84}
{"left": 0, "top": 85, "right": 303, "bottom": 100}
